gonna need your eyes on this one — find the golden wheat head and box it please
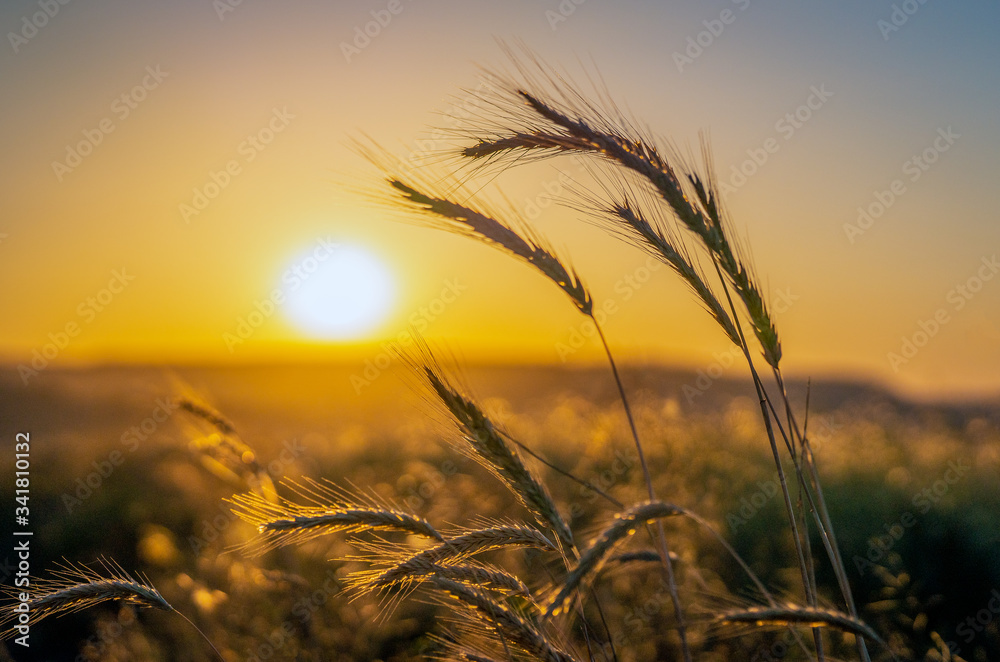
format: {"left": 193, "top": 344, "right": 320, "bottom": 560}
{"left": 229, "top": 477, "right": 444, "bottom": 556}
{"left": 0, "top": 558, "right": 172, "bottom": 641}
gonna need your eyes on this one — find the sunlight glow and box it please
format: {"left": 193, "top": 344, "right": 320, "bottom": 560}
{"left": 282, "top": 241, "right": 395, "bottom": 340}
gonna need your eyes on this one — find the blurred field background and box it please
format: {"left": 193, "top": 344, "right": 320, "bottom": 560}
{"left": 3, "top": 2, "right": 1000, "bottom": 660}
{"left": 1, "top": 364, "right": 997, "bottom": 661}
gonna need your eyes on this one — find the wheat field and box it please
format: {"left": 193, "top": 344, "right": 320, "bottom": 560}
{"left": 3, "top": 52, "right": 1000, "bottom": 662}
{"left": 1, "top": 363, "right": 997, "bottom": 661}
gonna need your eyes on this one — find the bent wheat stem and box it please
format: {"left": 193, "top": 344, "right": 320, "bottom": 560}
{"left": 593, "top": 317, "right": 691, "bottom": 662}
{"left": 0, "top": 559, "right": 224, "bottom": 661}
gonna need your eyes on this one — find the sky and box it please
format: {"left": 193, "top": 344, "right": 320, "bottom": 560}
{"left": 1, "top": 0, "right": 998, "bottom": 400}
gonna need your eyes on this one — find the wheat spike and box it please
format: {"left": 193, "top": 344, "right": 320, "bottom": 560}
{"left": 716, "top": 604, "right": 884, "bottom": 645}
{"left": 230, "top": 477, "right": 443, "bottom": 555}
{"left": 387, "top": 177, "right": 593, "bottom": 316}
{"left": 593, "top": 186, "right": 741, "bottom": 347}
{"left": 365, "top": 524, "right": 556, "bottom": 591}
{"left": 357, "top": 556, "right": 529, "bottom": 596}
{"left": 0, "top": 558, "right": 172, "bottom": 640}
{"left": 519, "top": 90, "right": 779, "bottom": 367}
{"left": 421, "top": 363, "right": 574, "bottom": 551}
{"left": 432, "top": 576, "right": 580, "bottom": 662}
{"left": 545, "top": 501, "right": 682, "bottom": 619}
{"left": 176, "top": 396, "right": 237, "bottom": 435}
{"left": 452, "top": 58, "right": 782, "bottom": 367}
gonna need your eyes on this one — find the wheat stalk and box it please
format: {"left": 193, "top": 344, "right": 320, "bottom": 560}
{"left": 453, "top": 55, "right": 781, "bottom": 370}
{"left": 580, "top": 179, "right": 741, "bottom": 348}
{"left": 209, "top": 46, "right": 877, "bottom": 662}
{"left": 360, "top": 556, "right": 530, "bottom": 597}
{"left": 442, "top": 48, "right": 880, "bottom": 661}
{"left": 230, "top": 477, "right": 443, "bottom": 555}
{"left": 444, "top": 55, "right": 800, "bottom": 661}
{"left": 175, "top": 391, "right": 279, "bottom": 501}
{"left": 716, "top": 605, "right": 884, "bottom": 645}
{"left": 456, "top": 654, "right": 503, "bottom": 662}
{"left": 528, "top": 91, "right": 779, "bottom": 368}
{"left": 385, "top": 175, "right": 593, "bottom": 316}
{"left": 545, "top": 501, "right": 682, "bottom": 619}
{"left": 364, "top": 524, "right": 556, "bottom": 591}
{"left": 423, "top": 562, "right": 530, "bottom": 597}
{"left": 0, "top": 558, "right": 171, "bottom": 636}
{"left": 176, "top": 396, "right": 237, "bottom": 435}
{"left": 432, "top": 576, "right": 580, "bottom": 662}
{"left": 607, "top": 549, "right": 666, "bottom": 566}
{"left": 368, "top": 75, "right": 700, "bottom": 653}
{"left": 419, "top": 361, "right": 575, "bottom": 552}
{"left": 0, "top": 559, "right": 223, "bottom": 660}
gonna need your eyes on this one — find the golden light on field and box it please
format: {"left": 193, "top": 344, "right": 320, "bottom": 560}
{"left": 0, "top": 2, "right": 998, "bottom": 399}
{"left": 281, "top": 242, "right": 396, "bottom": 341}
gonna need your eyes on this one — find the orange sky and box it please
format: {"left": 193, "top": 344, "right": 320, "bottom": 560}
{"left": 2, "top": 1, "right": 999, "bottom": 400}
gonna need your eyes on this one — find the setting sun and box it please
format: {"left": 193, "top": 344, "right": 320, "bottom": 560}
{"left": 2, "top": 3, "right": 999, "bottom": 660}
{"left": 282, "top": 241, "right": 396, "bottom": 341}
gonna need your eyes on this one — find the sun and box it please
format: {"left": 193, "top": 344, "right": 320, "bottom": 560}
{"left": 281, "top": 241, "right": 396, "bottom": 340}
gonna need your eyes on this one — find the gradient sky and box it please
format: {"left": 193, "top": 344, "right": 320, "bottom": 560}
{"left": 2, "top": 0, "right": 998, "bottom": 399}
